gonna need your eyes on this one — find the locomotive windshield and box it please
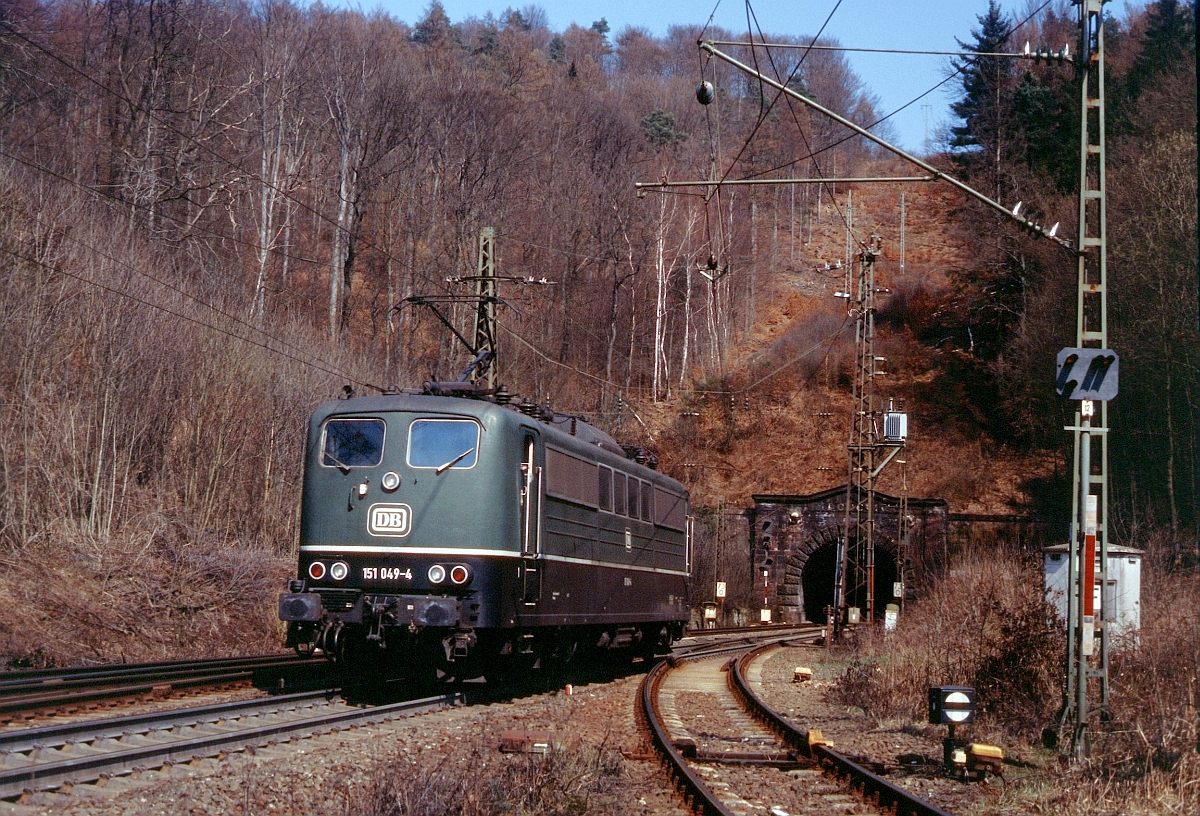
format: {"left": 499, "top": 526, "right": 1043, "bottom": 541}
{"left": 321, "top": 418, "right": 385, "bottom": 468}
{"left": 408, "top": 419, "right": 480, "bottom": 470}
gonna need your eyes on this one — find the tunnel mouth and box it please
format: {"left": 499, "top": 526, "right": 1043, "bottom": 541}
{"left": 801, "top": 542, "right": 838, "bottom": 622}
{"left": 798, "top": 541, "right": 900, "bottom": 622}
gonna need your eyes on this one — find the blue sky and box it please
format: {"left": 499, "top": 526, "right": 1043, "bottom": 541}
{"left": 342, "top": 1, "right": 1069, "bottom": 153}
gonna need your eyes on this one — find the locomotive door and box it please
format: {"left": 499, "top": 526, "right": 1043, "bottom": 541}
{"left": 519, "top": 435, "right": 543, "bottom": 605}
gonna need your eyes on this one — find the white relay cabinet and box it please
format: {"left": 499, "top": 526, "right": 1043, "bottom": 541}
{"left": 1044, "top": 543, "right": 1142, "bottom": 640}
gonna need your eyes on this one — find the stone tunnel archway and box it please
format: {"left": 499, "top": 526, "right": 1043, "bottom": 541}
{"left": 777, "top": 530, "right": 900, "bottom": 622}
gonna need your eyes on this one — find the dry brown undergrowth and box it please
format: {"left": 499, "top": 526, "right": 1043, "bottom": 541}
{"left": 353, "top": 733, "right": 633, "bottom": 816}
{"left": 826, "top": 546, "right": 1200, "bottom": 816}
{"left": 0, "top": 513, "right": 289, "bottom": 667}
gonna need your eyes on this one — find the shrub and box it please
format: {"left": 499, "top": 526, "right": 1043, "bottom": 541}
{"left": 355, "top": 737, "right": 631, "bottom": 816}
{"left": 829, "top": 549, "right": 1064, "bottom": 739}
{"left": 828, "top": 541, "right": 1200, "bottom": 815}
{"left": 824, "top": 658, "right": 882, "bottom": 717}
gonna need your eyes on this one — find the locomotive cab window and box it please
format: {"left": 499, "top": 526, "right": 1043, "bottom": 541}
{"left": 322, "top": 418, "right": 386, "bottom": 468}
{"left": 407, "top": 419, "right": 480, "bottom": 470}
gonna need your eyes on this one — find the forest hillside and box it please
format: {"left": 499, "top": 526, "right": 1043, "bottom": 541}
{"left": 0, "top": 0, "right": 1194, "bottom": 666}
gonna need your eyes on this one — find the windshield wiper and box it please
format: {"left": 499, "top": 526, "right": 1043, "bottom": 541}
{"left": 324, "top": 452, "right": 352, "bottom": 474}
{"left": 435, "top": 447, "right": 476, "bottom": 474}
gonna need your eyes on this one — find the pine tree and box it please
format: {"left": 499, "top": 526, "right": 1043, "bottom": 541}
{"left": 1124, "top": 0, "right": 1196, "bottom": 101}
{"left": 411, "top": 1, "right": 458, "bottom": 47}
{"left": 949, "top": 0, "right": 1014, "bottom": 181}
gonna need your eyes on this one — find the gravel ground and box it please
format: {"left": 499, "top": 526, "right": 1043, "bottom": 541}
{"left": 757, "top": 647, "right": 1010, "bottom": 814}
{"left": 0, "top": 647, "right": 1017, "bottom": 815}
{"left": 1, "top": 673, "right": 690, "bottom": 816}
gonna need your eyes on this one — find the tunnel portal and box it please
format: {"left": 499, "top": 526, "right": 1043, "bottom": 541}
{"left": 751, "top": 487, "right": 947, "bottom": 623}
{"left": 783, "top": 538, "right": 900, "bottom": 622}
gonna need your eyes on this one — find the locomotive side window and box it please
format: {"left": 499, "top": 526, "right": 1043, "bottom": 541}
{"left": 407, "top": 419, "right": 480, "bottom": 470}
{"left": 322, "top": 418, "right": 386, "bottom": 468}
{"left": 613, "top": 471, "right": 626, "bottom": 516}
{"left": 598, "top": 466, "right": 613, "bottom": 511}
{"left": 626, "top": 475, "right": 639, "bottom": 518}
{"left": 545, "top": 446, "right": 599, "bottom": 506}
{"left": 641, "top": 481, "right": 654, "bottom": 522}
{"left": 655, "top": 487, "right": 688, "bottom": 531}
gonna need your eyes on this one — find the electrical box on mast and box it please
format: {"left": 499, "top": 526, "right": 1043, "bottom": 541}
{"left": 883, "top": 412, "right": 908, "bottom": 443}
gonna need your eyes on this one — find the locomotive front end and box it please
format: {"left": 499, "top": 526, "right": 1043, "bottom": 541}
{"left": 279, "top": 395, "right": 520, "bottom": 673}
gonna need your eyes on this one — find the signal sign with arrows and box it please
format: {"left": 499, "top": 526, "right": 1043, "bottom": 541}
{"left": 1056, "top": 348, "right": 1119, "bottom": 400}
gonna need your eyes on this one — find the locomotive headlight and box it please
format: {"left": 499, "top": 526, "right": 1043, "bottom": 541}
{"left": 449, "top": 565, "right": 471, "bottom": 585}
{"left": 428, "top": 564, "right": 447, "bottom": 584}
{"left": 381, "top": 471, "right": 401, "bottom": 492}
{"left": 308, "top": 561, "right": 327, "bottom": 580}
{"left": 330, "top": 561, "right": 350, "bottom": 581}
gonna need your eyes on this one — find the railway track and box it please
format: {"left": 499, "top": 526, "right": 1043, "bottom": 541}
{"left": 0, "top": 628, "right": 857, "bottom": 806}
{"left": 681, "top": 623, "right": 824, "bottom": 639}
{"left": 672, "top": 626, "right": 823, "bottom": 665}
{"left": 678, "top": 624, "right": 823, "bottom": 651}
{"left": 0, "top": 688, "right": 458, "bottom": 800}
{"left": 641, "top": 637, "right": 952, "bottom": 816}
{"left": 0, "top": 655, "right": 329, "bottom": 721}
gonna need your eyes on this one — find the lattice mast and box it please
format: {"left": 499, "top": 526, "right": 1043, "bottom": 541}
{"left": 835, "top": 237, "right": 883, "bottom": 627}
{"left": 897, "top": 455, "right": 910, "bottom": 615}
{"left": 474, "top": 227, "right": 498, "bottom": 390}
{"left": 1061, "top": 0, "right": 1111, "bottom": 758}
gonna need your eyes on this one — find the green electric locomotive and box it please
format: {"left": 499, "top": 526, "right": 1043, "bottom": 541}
{"left": 278, "top": 386, "right": 691, "bottom": 680}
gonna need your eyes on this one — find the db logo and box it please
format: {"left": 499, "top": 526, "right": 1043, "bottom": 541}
{"left": 368, "top": 503, "right": 412, "bottom": 537}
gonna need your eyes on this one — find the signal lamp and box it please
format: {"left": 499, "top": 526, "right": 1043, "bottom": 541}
{"left": 308, "top": 561, "right": 326, "bottom": 580}
{"left": 428, "top": 564, "right": 447, "bottom": 584}
{"left": 450, "top": 565, "right": 471, "bottom": 585}
{"left": 1056, "top": 347, "right": 1119, "bottom": 401}
{"left": 930, "top": 685, "right": 976, "bottom": 771}
{"left": 330, "top": 561, "right": 349, "bottom": 581}
{"left": 929, "top": 686, "right": 976, "bottom": 724}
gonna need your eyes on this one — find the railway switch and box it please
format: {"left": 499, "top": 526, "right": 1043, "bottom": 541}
{"left": 966, "top": 743, "right": 1004, "bottom": 780}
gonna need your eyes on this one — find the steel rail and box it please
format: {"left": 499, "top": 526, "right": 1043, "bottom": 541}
{"left": 639, "top": 628, "right": 823, "bottom": 815}
{"left": 673, "top": 631, "right": 821, "bottom": 662}
{"left": 0, "top": 656, "right": 318, "bottom": 718}
{"left": 0, "top": 654, "right": 300, "bottom": 692}
{"left": 0, "top": 690, "right": 459, "bottom": 799}
{"left": 638, "top": 658, "right": 738, "bottom": 816}
{"left": 681, "top": 622, "right": 822, "bottom": 639}
{"left": 0, "top": 690, "right": 334, "bottom": 753}
{"left": 729, "top": 644, "right": 953, "bottom": 816}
